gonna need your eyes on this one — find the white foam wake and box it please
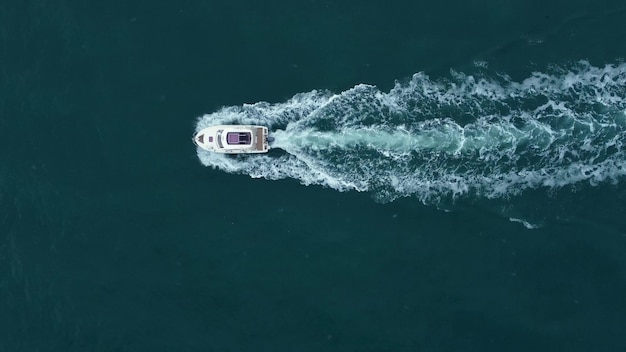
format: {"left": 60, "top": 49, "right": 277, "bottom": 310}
{"left": 196, "top": 61, "right": 626, "bottom": 203}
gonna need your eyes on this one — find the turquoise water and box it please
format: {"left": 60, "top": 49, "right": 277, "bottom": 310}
{"left": 2, "top": 1, "right": 626, "bottom": 351}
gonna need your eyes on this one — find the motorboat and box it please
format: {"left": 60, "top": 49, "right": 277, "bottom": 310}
{"left": 193, "top": 125, "right": 271, "bottom": 154}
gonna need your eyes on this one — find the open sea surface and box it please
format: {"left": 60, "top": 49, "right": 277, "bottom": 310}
{"left": 2, "top": 0, "right": 626, "bottom": 351}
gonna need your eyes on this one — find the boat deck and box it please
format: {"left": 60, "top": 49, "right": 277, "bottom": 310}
{"left": 256, "top": 128, "right": 265, "bottom": 151}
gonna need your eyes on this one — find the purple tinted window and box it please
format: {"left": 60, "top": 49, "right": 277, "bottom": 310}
{"left": 226, "top": 132, "right": 252, "bottom": 145}
{"left": 209, "top": 136, "right": 214, "bottom": 142}
{"left": 227, "top": 133, "right": 239, "bottom": 144}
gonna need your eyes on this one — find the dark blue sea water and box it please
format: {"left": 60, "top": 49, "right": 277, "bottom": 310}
{"left": 2, "top": 1, "right": 626, "bottom": 351}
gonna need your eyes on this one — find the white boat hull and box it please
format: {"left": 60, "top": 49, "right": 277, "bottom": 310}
{"left": 193, "top": 125, "right": 270, "bottom": 154}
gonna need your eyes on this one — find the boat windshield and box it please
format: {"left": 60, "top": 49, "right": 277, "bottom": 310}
{"left": 216, "top": 132, "right": 223, "bottom": 148}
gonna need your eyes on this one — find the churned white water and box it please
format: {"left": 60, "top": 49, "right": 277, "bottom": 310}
{"left": 196, "top": 61, "right": 626, "bottom": 203}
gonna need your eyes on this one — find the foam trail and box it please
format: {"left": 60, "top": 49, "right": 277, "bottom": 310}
{"left": 509, "top": 217, "right": 541, "bottom": 229}
{"left": 270, "top": 124, "right": 527, "bottom": 154}
{"left": 196, "top": 61, "right": 626, "bottom": 204}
